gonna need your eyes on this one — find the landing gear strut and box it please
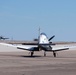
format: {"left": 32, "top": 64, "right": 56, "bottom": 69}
{"left": 44, "top": 51, "right": 46, "bottom": 56}
{"left": 31, "top": 51, "right": 34, "bottom": 56}
{"left": 53, "top": 51, "right": 56, "bottom": 57}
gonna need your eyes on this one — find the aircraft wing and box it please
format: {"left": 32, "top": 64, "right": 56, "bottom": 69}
{"left": 17, "top": 45, "right": 38, "bottom": 51}
{"left": 0, "top": 43, "right": 38, "bottom": 51}
{"left": 52, "top": 45, "right": 76, "bottom": 51}
{"left": 52, "top": 47, "right": 69, "bottom": 51}
{"left": 0, "top": 43, "right": 76, "bottom": 52}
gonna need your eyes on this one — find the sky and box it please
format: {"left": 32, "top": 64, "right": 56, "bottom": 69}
{"left": 0, "top": 0, "right": 76, "bottom": 41}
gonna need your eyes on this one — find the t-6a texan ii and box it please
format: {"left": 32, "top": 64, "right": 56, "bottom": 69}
{"left": 0, "top": 36, "right": 9, "bottom": 40}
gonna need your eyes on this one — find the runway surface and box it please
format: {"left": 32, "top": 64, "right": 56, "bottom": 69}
{"left": 0, "top": 44, "right": 76, "bottom": 75}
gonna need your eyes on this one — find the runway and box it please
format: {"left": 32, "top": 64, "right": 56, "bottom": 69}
{"left": 0, "top": 44, "right": 76, "bottom": 75}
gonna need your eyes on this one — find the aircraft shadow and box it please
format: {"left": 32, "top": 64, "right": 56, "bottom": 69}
{"left": 0, "top": 54, "right": 42, "bottom": 58}
{"left": 20, "top": 55, "right": 42, "bottom": 58}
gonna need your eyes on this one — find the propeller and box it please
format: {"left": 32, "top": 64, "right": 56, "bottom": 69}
{"left": 48, "top": 35, "right": 55, "bottom": 41}
{"left": 48, "top": 35, "right": 55, "bottom": 45}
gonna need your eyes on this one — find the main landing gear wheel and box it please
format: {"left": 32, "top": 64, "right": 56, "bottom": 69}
{"left": 53, "top": 51, "right": 56, "bottom": 57}
{"left": 31, "top": 51, "right": 34, "bottom": 56}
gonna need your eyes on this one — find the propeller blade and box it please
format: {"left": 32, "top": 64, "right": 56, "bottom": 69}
{"left": 48, "top": 35, "right": 55, "bottom": 41}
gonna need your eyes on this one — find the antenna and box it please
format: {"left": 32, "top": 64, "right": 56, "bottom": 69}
{"left": 39, "top": 27, "right": 40, "bottom": 36}
{"left": 38, "top": 27, "right": 41, "bottom": 44}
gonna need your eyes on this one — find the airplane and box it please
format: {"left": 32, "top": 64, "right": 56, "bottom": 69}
{"left": 0, "top": 32, "right": 73, "bottom": 57}
{"left": 0, "top": 36, "right": 9, "bottom": 40}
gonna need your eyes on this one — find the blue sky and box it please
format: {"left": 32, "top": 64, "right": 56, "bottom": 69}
{"left": 0, "top": 0, "right": 76, "bottom": 41}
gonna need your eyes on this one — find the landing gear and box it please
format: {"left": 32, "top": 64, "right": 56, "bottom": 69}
{"left": 44, "top": 51, "right": 46, "bottom": 56}
{"left": 53, "top": 51, "right": 56, "bottom": 57}
{"left": 31, "top": 51, "right": 34, "bottom": 56}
